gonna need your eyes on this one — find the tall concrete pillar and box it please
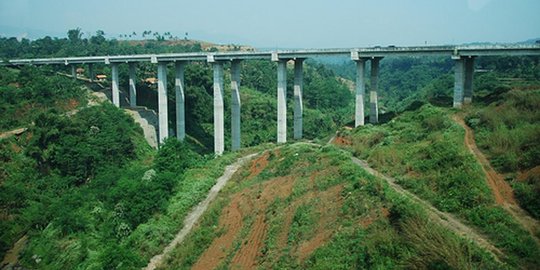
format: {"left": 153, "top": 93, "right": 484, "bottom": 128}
{"left": 175, "top": 61, "right": 186, "bottom": 141}
{"left": 277, "top": 60, "right": 287, "bottom": 143}
{"left": 213, "top": 62, "right": 225, "bottom": 155}
{"left": 231, "top": 60, "right": 241, "bottom": 150}
{"left": 463, "top": 57, "right": 475, "bottom": 105}
{"left": 71, "top": 65, "right": 76, "bottom": 80}
{"left": 88, "top": 64, "right": 94, "bottom": 82}
{"left": 453, "top": 57, "right": 465, "bottom": 108}
{"left": 111, "top": 63, "right": 120, "bottom": 107}
{"left": 369, "top": 58, "right": 380, "bottom": 124}
{"left": 293, "top": 59, "right": 304, "bottom": 139}
{"left": 355, "top": 59, "right": 366, "bottom": 127}
{"left": 157, "top": 62, "right": 169, "bottom": 144}
{"left": 128, "top": 63, "right": 137, "bottom": 107}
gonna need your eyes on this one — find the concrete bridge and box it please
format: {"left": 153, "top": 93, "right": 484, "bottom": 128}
{"left": 7, "top": 44, "right": 540, "bottom": 154}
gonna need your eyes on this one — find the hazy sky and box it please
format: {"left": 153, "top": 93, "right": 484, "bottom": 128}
{"left": 1, "top": 0, "right": 539, "bottom": 48}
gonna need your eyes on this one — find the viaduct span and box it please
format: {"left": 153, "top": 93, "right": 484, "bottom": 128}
{"left": 8, "top": 45, "right": 540, "bottom": 154}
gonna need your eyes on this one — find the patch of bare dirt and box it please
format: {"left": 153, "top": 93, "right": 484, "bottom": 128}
{"left": 192, "top": 195, "right": 244, "bottom": 270}
{"left": 333, "top": 135, "right": 352, "bottom": 146}
{"left": 297, "top": 185, "right": 344, "bottom": 261}
{"left": 359, "top": 207, "right": 390, "bottom": 228}
{"left": 452, "top": 115, "right": 540, "bottom": 241}
{"left": 517, "top": 166, "right": 540, "bottom": 182}
{"left": 194, "top": 176, "right": 295, "bottom": 270}
{"left": 229, "top": 176, "right": 295, "bottom": 269}
{"left": 247, "top": 152, "right": 270, "bottom": 179}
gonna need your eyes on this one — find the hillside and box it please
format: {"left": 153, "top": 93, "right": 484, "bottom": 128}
{"left": 157, "top": 143, "right": 503, "bottom": 269}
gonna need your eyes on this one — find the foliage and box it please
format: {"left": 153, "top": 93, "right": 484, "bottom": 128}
{"left": 337, "top": 104, "right": 540, "bottom": 267}
{"left": 0, "top": 66, "right": 87, "bottom": 131}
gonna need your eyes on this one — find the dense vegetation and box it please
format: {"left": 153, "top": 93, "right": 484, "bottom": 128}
{"left": 0, "top": 66, "right": 87, "bottom": 132}
{"left": 336, "top": 104, "right": 540, "bottom": 267}
{"left": 465, "top": 88, "right": 540, "bottom": 218}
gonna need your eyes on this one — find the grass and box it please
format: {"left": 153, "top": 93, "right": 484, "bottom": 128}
{"left": 337, "top": 104, "right": 540, "bottom": 268}
{"left": 159, "top": 144, "right": 505, "bottom": 269}
{"left": 465, "top": 89, "right": 540, "bottom": 219}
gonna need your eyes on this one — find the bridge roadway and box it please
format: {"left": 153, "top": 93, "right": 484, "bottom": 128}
{"left": 6, "top": 44, "right": 540, "bottom": 154}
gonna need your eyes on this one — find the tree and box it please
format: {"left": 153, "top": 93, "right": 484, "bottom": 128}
{"left": 67, "top": 28, "right": 83, "bottom": 43}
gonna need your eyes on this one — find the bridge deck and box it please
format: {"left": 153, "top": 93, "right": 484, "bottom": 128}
{"left": 6, "top": 44, "right": 540, "bottom": 65}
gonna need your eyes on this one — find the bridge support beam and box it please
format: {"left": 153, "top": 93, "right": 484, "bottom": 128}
{"left": 129, "top": 63, "right": 137, "bottom": 107}
{"left": 294, "top": 59, "right": 304, "bottom": 140}
{"left": 213, "top": 62, "right": 225, "bottom": 155}
{"left": 111, "top": 63, "right": 120, "bottom": 107}
{"left": 277, "top": 60, "right": 287, "bottom": 143}
{"left": 157, "top": 62, "right": 169, "bottom": 144}
{"left": 369, "top": 58, "right": 381, "bottom": 124}
{"left": 463, "top": 57, "right": 475, "bottom": 105}
{"left": 453, "top": 57, "right": 465, "bottom": 108}
{"left": 231, "top": 60, "right": 242, "bottom": 150}
{"left": 71, "top": 65, "right": 76, "bottom": 80}
{"left": 88, "top": 64, "right": 94, "bottom": 82}
{"left": 175, "top": 62, "right": 186, "bottom": 141}
{"left": 354, "top": 59, "right": 366, "bottom": 127}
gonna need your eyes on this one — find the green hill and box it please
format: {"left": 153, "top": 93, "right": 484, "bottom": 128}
{"left": 1, "top": 29, "right": 539, "bottom": 269}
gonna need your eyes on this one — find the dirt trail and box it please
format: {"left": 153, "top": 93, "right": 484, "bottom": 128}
{"left": 0, "top": 128, "right": 28, "bottom": 140}
{"left": 351, "top": 157, "right": 505, "bottom": 262}
{"left": 143, "top": 153, "right": 259, "bottom": 270}
{"left": 1, "top": 235, "right": 27, "bottom": 269}
{"left": 452, "top": 115, "right": 540, "bottom": 241}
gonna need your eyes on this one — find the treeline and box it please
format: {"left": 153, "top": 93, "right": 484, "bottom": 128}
{"left": 0, "top": 28, "right": 204, "bottom": 60}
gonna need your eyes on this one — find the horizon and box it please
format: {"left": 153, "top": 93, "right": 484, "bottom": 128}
{"left": 1, "top": 0, "right": 540, "bottom": 48}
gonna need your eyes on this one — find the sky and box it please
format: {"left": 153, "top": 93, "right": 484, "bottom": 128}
{"left": 0, "top": 0, "right": 539, "bottom": 48}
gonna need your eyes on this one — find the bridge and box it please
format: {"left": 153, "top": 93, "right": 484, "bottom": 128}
{"left": 7, "top": 44, "right": 540, "bottom": 154}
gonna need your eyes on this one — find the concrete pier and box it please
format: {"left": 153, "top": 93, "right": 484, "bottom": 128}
{"left": 453, "top": 57, "right": 465, "bottom": 108}
{"left": 157, "top": 62, "right": 169, "bottom": 144}
{"left": 369, "top": 58, "right": 380, "bottom": 124}
{"left": 175, "top": 62, "right": 186, "bottom": 141}
{"left": 111, "top": 63, "right": 120, "bottom": 107}
{"left": 213, "top": 62, "right": 225, "bottom": 155}
{"left": 129, "top": 63, "right": 137, "bottom": 107}
{"left": 231, "top": 60, "right": 242, "bottom": 150}
{"left": 293, "top": 59, "right": 304, "bottom": 139}
{"left": 355, "top": 59, "right": 366, "bottom": 127}
{"left": 463, "top": 57, "right": 475, "bottom": 105}
{"left": 88, "top": 64, "right": 94, "bottom": 82}
{"left": 71, "top": 65, "right": 76, "bottom": 80}
{"left": 277, "top": 60, "right": 287, "bottom": 143}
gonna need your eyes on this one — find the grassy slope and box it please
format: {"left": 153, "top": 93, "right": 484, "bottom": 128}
{"left": 159, "top": 144, "right": 502, "bottom": 269}
{"left": 336, "top": 104, "right": 540, "bottom": 268}
{"left": 464, "top": 88, "right": 540, "bottom": 219}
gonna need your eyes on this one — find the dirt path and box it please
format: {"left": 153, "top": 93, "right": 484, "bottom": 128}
{"left": 350, "top": 157, "right": 504, "bottom": 262}
{"left": 0, "top": 128, "right": 28, "bottom": 140}
{"left": 452, "top": 115, "right": 540, "bottom": 242}
{"left": 1, "top": 235, "right": 27, "bottom": 269}
{"left": 143, "top": 152, "right": 259, "bottom": 270}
